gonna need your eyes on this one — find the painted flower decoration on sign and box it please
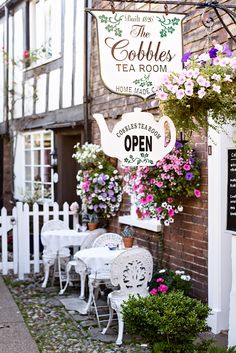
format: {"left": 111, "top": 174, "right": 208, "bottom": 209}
{"left": 155, "top": 43, "right": 236, "bottom": 133}
{"left": 124, "top": 141, "right": 201, "bottom": 226}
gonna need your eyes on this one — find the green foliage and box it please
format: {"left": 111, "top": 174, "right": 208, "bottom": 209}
{"left": 122, "top": 291, "right": 210, "bottom": 353}
{"left": 205, "top": 346, "right": 236, "bottom": 353}
{"left": 148, "top": 269, "right": 192, "bottom": 296}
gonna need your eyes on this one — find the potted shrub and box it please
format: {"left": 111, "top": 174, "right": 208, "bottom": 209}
{"left": 122, "top": 291, "right": 210, "bottom": 353}
{"left": 121, "top": 226, "right": 135, "bottom": 248}
{"left": 87, "top": 213, "right": 99, "bottom": 231}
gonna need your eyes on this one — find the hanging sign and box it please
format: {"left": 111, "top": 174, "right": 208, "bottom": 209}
{"left": 93, "top": 107, "right": 176, "bottom": 166}
{"left": 227, "top": 149, "right": 236, "bottom": 233}
{"left": 89, "top": 9, "right": 186, "bottom": 99}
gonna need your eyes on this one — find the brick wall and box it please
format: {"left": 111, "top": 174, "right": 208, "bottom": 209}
{"left": 89, "top": 1, "right": 235, "bottom": 300}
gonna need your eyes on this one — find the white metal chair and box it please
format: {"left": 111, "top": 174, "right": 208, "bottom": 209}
{"left": 41, "top": 220, "right": 70, "bottom": 289}
{"left": 84, "top": 233, "right": 123, "bottom": 325}
{"left": 59, "top": 228, "right": 107, "bottom": 296}
{"left": 102, "top": 248, "right": 153, "bottom": 345}
{"left": 92, "top": 233, "right": 122, "bottom": 248}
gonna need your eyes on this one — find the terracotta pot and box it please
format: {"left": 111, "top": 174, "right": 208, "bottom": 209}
{"left": 123, "top": 237, "right": 134, "bottom": 248}
{"left": 88, "top": 223, "right": 98, "bottom": 231}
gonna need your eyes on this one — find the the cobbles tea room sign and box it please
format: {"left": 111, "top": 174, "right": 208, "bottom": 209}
{"left": 89, "top": 10, "right": 186, "bottom": 99}
{"left": 93, "top": 108, "right": 176, "bottom": 166}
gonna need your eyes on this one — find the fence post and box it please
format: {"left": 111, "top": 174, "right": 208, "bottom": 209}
{"left": 12, "top": 206, "right": 18, "bottom": 274}
{"left": 33, "top": 203, "right": 40, "bottom": 273}
{"left": 17, "top": 202, "right": 25, "bottom": 279}
{"left": 1, "top": 207, "right": 8, "bottom": 275}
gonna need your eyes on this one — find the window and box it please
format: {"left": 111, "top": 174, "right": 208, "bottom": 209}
{"left": 23, "top": 130, "right": 54, "bottom": 201}
{"left": 29, "top": 0, "right": 61, "bottom": 64}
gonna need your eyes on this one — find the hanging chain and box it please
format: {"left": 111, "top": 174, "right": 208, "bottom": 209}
{"left": 109, "top": 0, "right": 115, "bottom": 14}
{"left": 164, "top": 3, "right": 169, "bottom": 15}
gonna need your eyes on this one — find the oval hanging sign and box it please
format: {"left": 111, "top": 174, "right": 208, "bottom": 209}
{"left": 93, "top": 108, "right": 176, "bottom": 166}
{"left": 88, "top": 9, "right": 186, "bottom": 99}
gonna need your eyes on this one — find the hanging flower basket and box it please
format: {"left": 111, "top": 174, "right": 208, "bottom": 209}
{"left": 73, "top": 143, "right": 123, "bottom": 220}
{"left": 155, "top": 44, "right": 236, "bottom": 134}
{"left": 124, "top": 141, "right": 201, "bottom": 226}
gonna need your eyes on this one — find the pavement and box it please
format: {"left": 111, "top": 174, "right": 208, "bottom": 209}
{"left": 0, "top": 276, "right": 39, "bottom": 353}
{"left": 0, "top": 274, "right": 229, "bottom": 352}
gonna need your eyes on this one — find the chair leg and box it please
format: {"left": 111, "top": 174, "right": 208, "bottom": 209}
{"left": 102, "top": 301, "right": 113, "bottom": 335}
{"left": 116, "top": 310, "right": 124, "bottom": 345}
{"left": 79, "top": 270, "right": 86, "bottom": 299}
{"left": 84, "top": 279, "right": 94, "bottom": 314}
{"left": 59, "top": 262, "right": 72, "bottom": 295}
{"left": 42, "top": 260, "right": 51, "bottom": 288}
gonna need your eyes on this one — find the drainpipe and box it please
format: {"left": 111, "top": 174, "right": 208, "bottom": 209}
{"left": 83, "top": 0, "right": 91, "bottom": 143}
{"left": 4, "top": 5, "right": 9, "bottom": 135}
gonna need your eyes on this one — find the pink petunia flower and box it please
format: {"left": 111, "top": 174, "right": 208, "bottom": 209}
{"left": 183, "top": 164, "right": 191, "bottom": 171}
{"left": 150, "top": 288, "right": 158, "bottom": 296}
{"left": 156, "top": 181, "right": 163, "bottom": 187}
{"left": 156, "top": 277, "right": 164, "bottom": 283}
{"left": 168, "top": 209, "right": 175, "bottom": 217}
{"left": 158, "top": 284, "right": 168, "bottom": 293}
{"left": 146, "top": 194, "right": 154, "bottom": 202}
{"left": 194, "top": 189, "right": 201, "bottom": 198}
{"left": 167, "top": 197, "right": 173, "bottom": 203}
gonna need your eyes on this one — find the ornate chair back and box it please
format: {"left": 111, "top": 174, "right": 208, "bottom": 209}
{"left": 111, "top": 248, "right": 153, "bottom": 297}
{"left": 41, "top": 219, "right": 69, "bottom": 233}
{"left": 92, "top": 233, "right": 122, "bottom": 248}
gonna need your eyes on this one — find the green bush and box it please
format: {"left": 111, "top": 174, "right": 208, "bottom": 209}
{"left": 122, "top": 291, "right": 210, "bottom": 353}
{"left": 204, "top": 346, "right": 236, "bottom": 353}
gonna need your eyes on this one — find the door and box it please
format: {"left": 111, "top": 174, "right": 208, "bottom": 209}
{"left": 56, "top": 130, "right": 82, "bottom": 206}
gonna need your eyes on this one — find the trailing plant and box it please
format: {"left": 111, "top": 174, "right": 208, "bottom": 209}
{"left": 155, "top": 43, "right": 236, "bottom": 134}
{"left": 124, "top": 141, "right": 201, "bottom": 225}
{"left": 122, "top": 291, "right": 210, "bottom": 353}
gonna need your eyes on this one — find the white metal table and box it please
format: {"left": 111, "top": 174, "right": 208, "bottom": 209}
{"left": 74, "top": 247, "right": 126, "bottom": 314}
{"left": 41, "top": 229, "right": 89, "bottom": 289}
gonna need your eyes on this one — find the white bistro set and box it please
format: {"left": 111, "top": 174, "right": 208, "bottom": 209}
{"left": 41, "top": 219, "right": 153, "bottom": 345}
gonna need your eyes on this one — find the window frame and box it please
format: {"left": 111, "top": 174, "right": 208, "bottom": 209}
{"left": 23, "top": 130, "right": 54, "bottom": 203}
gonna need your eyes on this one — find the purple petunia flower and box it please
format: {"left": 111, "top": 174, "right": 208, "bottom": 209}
{"left": 185, "top": 172, "right": 193, "bottom": 180}
{"left": 93, "top": 204, "right": 99, "bottom": 211}
{"left": 108, "top": 190, "right": 114, "bottom": 197}
{"left": 99, "top": 203, "right": 105, "bottom": 209}
{"left": 102, "top": 192, "right": 107, "bottom": 198}
{"left": 209, "top": 47, "right": 218, "bottom": 59}
{"left": 189, "top": 158, "right": 195, "bottom": 164}
{"left": 175, "top": 141, "right": 183, "bottom": 149}
{"left": 222, "top": 43, "right": 232, "bottom": 57}
{"left": 181, "top": 51, "right": 192, "bottom": 63}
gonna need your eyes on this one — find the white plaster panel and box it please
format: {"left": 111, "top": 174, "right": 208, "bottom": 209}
{"left": 13, "top": 8, "right": 24, "bottom": 119}
{"left": 13, "top": 132, "right": 25, "bottom": 200}
{"left": 62, "top": 0, "right": 73, "bottom": 108}
{"left": 0, "top": 21, "right": 4, "bottom": 123}
{"left": 24, "top": 78, "right": 34, "bottom": 116}
{"left": 35, "top": 74, "right": 46, "bottom": 114}
{"left": 74, "top": 0, "right": 84, "bottom": 105}
{"left": 48, "top": 69, "right": 60, "bottom": 111}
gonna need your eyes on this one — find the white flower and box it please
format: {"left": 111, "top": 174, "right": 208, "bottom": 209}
{"left": 178, "top": 205, "right": 183, "bottom": 212}
{"left": 159, "top": 269, "right": 166, "bottom": 273}
{"left": 161, "top": 202, "right": 167, "bottom": 208}
{"left": 175, "top": 270, "right": 185, "bottom": 275}
{"left": 164, "top": 220, "right": 170, "bottom": 226}
{"left": 181, "top": 275, "right": 191, "bottom": 281}
{"left": 212, "top": 84, "right": 221, "bottom": 94}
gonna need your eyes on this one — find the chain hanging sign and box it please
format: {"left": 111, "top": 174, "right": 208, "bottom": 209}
{"left": 89, "top": 9, "right": 186, "bottom": 99}
{"left": 93, "top": 108, "right": 176, "bottom": 166}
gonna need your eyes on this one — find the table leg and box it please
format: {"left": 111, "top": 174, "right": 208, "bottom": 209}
{"left": 42, "top": 256, "right": 55, "bottom": 288}
{"left": 79, "top": 270, "right": 86, "bottom": 299}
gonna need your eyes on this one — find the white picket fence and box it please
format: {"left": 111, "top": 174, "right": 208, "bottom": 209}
{"left": 0, "top": 202, "right": 78, "bottom": 279}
